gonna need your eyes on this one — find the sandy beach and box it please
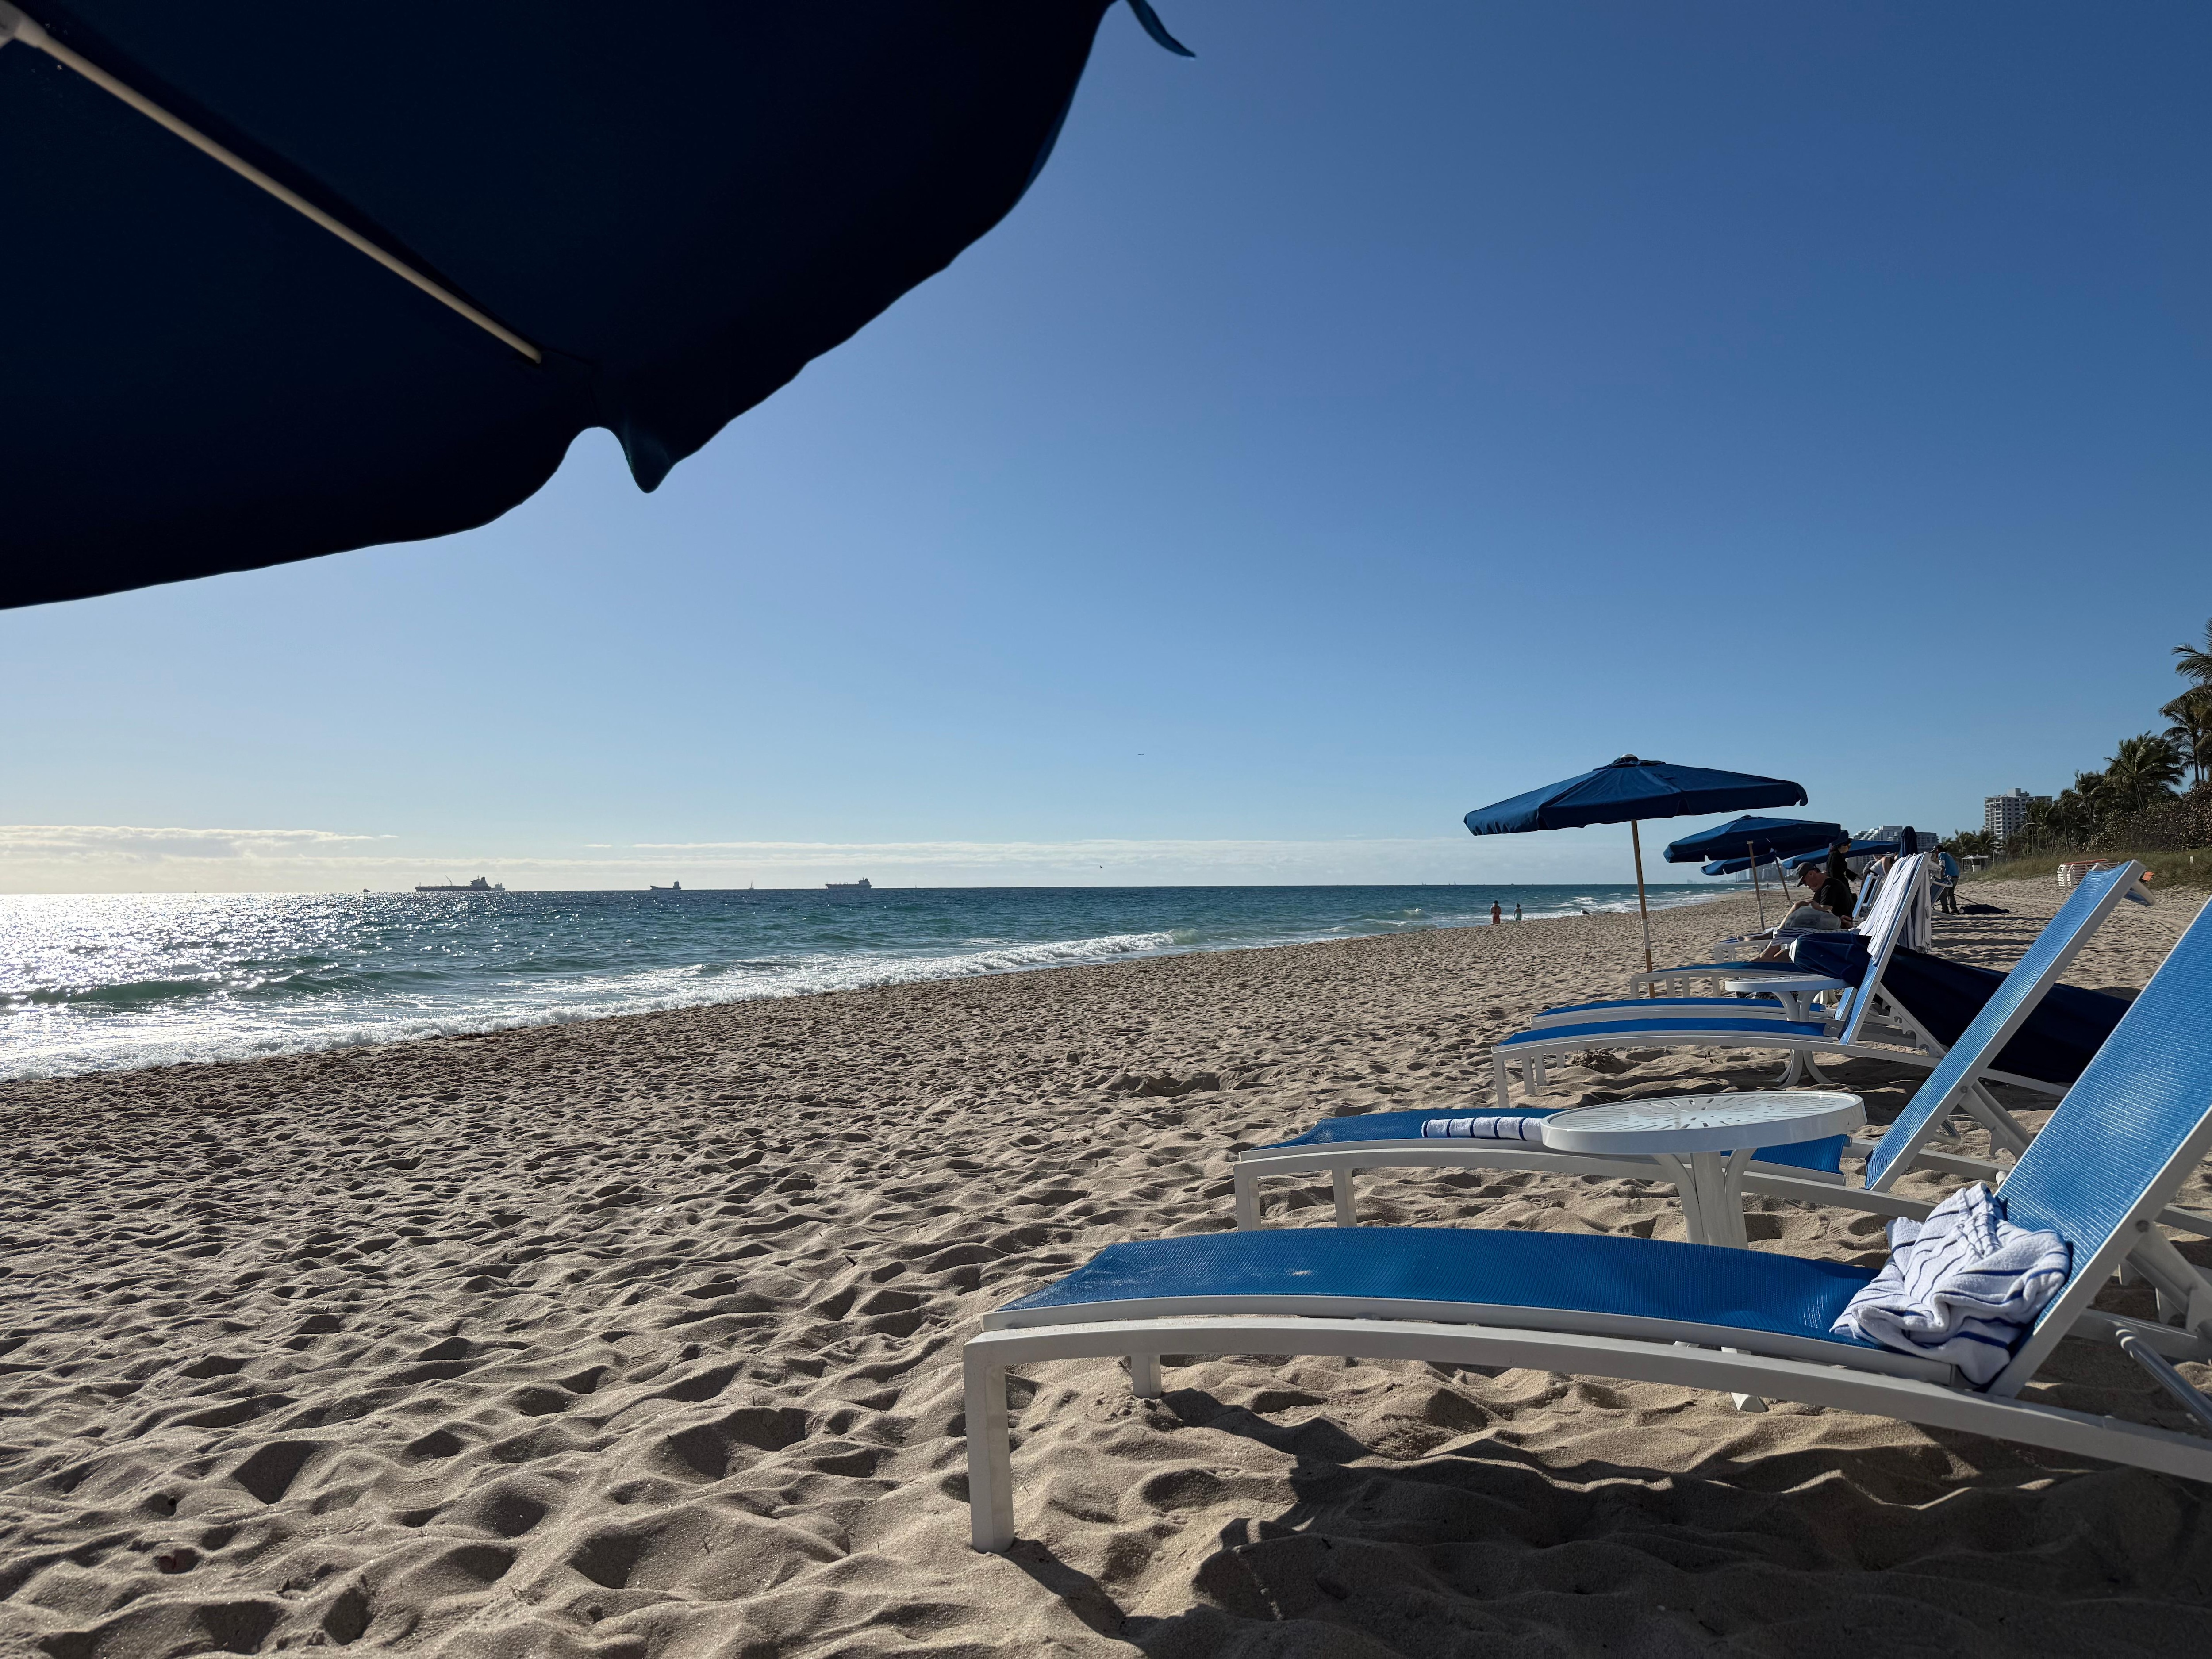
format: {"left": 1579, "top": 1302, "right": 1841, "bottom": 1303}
{"left": 5, "top": 884, "right": 2211, "bottom": 1657}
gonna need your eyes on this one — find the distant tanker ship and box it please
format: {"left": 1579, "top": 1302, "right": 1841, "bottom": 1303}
{"left": 825, "top": 878, "right": 872, "bottom": 891}
{"left": 415, "top": 876, "right": 504, "bottom": 892}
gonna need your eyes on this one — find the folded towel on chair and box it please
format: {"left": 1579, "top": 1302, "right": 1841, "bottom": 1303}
{"left": 1422, "top": 1115, "right": 1547, "bottom": 1142}
{"left": 1829, "top": 1183, "right": 2070, "bottom": 1385}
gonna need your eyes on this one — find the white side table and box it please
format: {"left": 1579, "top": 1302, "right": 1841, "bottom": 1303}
{"left": 1540, "top": 1091, "right": 1865, "bottom": 1250}
{"left": 1716, "top": 974, "right": 1853, "bottom": 1085}
{"left": 1542, "top": 1091, "right": 1866, "bottom": 1413}
{"left": 1721, "top": 973, "right": 1849, "bottom": 1024}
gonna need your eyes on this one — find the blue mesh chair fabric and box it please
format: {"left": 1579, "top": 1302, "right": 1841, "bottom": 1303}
{"left": 1542, "top": 995, "right": 1799, "bottom": 1021}
{"left": 2000, "top": 895, "right": 2212, "bottom": 1296}
{"left": 1498, "top": 1017, "right": 1829, "bottom": 1051}
{"left": 997, "top": 1226, "right": 1885, "bottom": 1353}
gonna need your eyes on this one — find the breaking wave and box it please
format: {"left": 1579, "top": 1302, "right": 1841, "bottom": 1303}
{"left": 0, "top": 884, "right": 1728, "bottom": 1079}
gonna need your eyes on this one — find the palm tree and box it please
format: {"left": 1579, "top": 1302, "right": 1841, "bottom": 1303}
{"left": 2103, "top": 733, "right": 2184, "bottom": 813}
{"left": 2176, "top": 616, "right": 2212, "bottom": 687}
{"left": 2026, "top": 788, "right": 2091, "bottom": 849}
{"left": 2070, "top": 770, "right": 2115, "bottom": 814}
{"left": 2164, "top": 687, "right": 2212, "bottom": 788}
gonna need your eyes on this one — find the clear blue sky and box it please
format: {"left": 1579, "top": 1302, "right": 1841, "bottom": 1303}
{"left": 5, "top": 0, "right": 2208, "bottom": 890}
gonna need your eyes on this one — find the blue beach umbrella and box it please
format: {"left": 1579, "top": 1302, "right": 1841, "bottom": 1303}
{"left": 1784, "top": 838, "right": 1901, "bottom": 872}
{"left": 0, "top": 0, "right": 1191, "bottom": 609}
{"left": 1665, "top": 814, "right": 1846, "bottom": 930}
{"left": 1464, "top": 756, "right": 1809, "bottom": 977}
{"left": 1661, "top": 816, "right": 1846, "bottom": 866}
{"left": 1705, "top": 842, "right": 1897, "bottom": 880}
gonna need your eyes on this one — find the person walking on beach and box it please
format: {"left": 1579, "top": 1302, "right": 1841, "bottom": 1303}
{"left": 1514, "top": 903, "right": 1523, "bottom": 922}
{"left": 1490, "top": 900, "right": 1503, "bottom": 926}
{"left": 1933, "top": 841, "right": 1961, "bottom": 914}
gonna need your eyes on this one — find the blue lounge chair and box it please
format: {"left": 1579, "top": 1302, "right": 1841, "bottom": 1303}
{"left": 1625, "top": 851, "right": 1906, "bottom": 992}
{"left": 1233, "top": 862, "right": 2154, "bottom": 1230}
{"left": 1488, "top": 857, "right": 2050, "bottom": 1109}
{"left": 964, "top": 891, "right": 2212, "bottom": 1551}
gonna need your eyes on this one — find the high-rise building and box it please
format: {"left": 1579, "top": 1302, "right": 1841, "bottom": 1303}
{"left": 1984, "top": 788, "right": 2045, "bottom": 846}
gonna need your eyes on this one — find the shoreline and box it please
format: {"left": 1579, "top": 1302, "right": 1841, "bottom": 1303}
{"left": 0, "top": 883, "right": 1737, "bottom": 1087}
{"left": 6, "top": 885, "right": 2207, "bottom": 1654}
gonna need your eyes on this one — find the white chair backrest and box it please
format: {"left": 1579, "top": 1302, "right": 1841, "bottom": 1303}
{"left": 1852, "top": 854, "right": 1916, "bottom": 946}
{"left": 1838, "top": 853, "right": 1930, "bottom": 1045}
{"left": 1852, "top": 864, "right": 1883, "bottom": 921}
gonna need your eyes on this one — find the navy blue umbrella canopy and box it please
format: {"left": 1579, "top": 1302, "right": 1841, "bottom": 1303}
{"left": 1463, "top": 757, "right": 1809, "bottom": 976}
{"left": 1662, "top": 816, "right": 1846, "bottom": 866}
{"left": 1463, "top": 758, "right": 1809, "bottom": 837}
{"left": 0, "top": 0, "right": 1189, "bottom": 609}
{"left": 1784, "top": 839, "right": 1900, "bottom": 872}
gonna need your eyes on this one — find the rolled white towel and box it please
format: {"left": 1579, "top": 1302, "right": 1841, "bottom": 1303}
{"left": 1829, "top": 1183, "right": 2070, "bottom": 1386}
{"left": 1421, "top": 1114, "right": 1547, "bottom": 1143}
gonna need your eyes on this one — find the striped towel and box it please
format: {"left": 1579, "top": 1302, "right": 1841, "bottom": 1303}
{"left": 1421, "top": 1114, "right": 1547, "bottom": 1143}
{"left": 1829, "top": 1183, "right": 2071, "bottom": 1386}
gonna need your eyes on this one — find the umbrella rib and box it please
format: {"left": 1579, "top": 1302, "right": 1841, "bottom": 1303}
{"left": 1, "top": 4, "right": 542, "bottom": 364}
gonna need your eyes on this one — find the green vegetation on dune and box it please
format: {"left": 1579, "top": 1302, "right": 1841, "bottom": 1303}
{"left": 1972, "top": 845, "right": 2212, "bottom": 891}
{"left": 1944, "top": 616, "right": 2212, "bottom": 880}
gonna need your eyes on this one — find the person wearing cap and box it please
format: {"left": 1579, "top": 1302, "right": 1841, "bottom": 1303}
{"left": 1795, "top": 865, "right": 1851, "bottom": 927}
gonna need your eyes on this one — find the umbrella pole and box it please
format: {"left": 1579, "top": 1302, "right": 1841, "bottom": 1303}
{"left": 1747, "top": 839, "right": 1768, "bottom": 931}
{"left": 1630, "top": 819, "right": 1655, "bottom": 991}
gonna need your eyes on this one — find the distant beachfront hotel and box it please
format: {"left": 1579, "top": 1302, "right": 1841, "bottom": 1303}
{"left": 1984, "top": 787, "right": 2046, "bottom": 846}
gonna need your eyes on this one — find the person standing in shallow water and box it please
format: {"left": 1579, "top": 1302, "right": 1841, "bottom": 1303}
{"left": 1491, "top": 900, "right": 1503, "bottom": 925}
{"left": 1514, "top": 903, "right": 1523, "bottom": 922}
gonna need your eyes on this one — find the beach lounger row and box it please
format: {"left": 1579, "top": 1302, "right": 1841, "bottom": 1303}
{"left": 1624, "top": 848, "right": 1912, "bottom": 992}
{"left": 1235, "top": 860, "right": 2152, "bottom": 1230}
{"left": 1494, "top": 856, "right": 1945, "bottom": 1105}
{"left": 963, "top": 873, "right": 2212, "bottom": 1550}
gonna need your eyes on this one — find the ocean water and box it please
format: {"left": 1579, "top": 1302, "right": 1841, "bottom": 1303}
{"left": 0, "top": 883, "right": 1728, "bottom": 1081}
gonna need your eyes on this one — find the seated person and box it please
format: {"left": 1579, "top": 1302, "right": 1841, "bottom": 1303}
{"left": 1755, "top": 867, "right": 1849, "bottom": 959}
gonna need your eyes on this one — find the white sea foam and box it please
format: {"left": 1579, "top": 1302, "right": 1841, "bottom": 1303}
{"left": 0, "top": 886, "right": 1732, "bottom": 1079}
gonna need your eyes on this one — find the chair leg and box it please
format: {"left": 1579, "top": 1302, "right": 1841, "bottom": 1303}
{"left": 1234, "top": 1166, "right": 1260, "bottom": 1229}
{"left": 1963, "top": 1082, "right": 2032, "bottom": 1159}
{"left": 965, "top": 1352, "right": 1014, "bottom": 1551}
{"left": 1129, "top": 1352, "right": 1162, "bottom": 1398}
{"left": 1333, "top": 1167, "right": 1357, "bottom": 1227}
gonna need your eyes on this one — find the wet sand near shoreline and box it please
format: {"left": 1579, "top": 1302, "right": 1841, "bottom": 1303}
{"left": 4, "top": 884, "right": 2210, "bottom": 1657}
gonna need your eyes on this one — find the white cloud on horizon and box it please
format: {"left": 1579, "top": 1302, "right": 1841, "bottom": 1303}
{"left": 0, "top": 824, "right": 390, "bottom": 860}
{"left": 0, "top": 824, "right": 1724, "bottom": 893}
